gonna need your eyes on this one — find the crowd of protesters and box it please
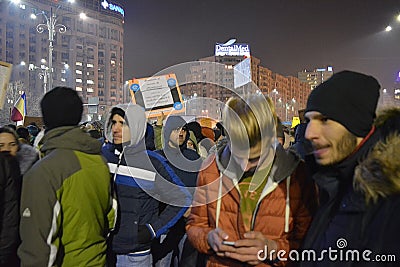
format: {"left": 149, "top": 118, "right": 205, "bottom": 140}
{"left": 0, "top": 70, "right": 399, "bottom": 267}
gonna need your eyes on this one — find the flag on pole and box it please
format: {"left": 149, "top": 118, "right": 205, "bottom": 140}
{"left": 10, "top": 92, "right": 26, "bottom": 122}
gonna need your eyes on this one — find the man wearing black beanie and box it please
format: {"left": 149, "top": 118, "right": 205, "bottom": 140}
{"left": 40, "top": 86, "right": 83, "bottom": 131}
{"left": 18, "top": 87, "right": 116, "bottom": 266}
{"left": 300, "top": 71, "right": 400, "bottom": 266}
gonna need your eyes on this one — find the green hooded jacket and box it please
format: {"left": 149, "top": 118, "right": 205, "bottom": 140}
{"left": 18, "top": 126, "right": 116, "bottom": 267}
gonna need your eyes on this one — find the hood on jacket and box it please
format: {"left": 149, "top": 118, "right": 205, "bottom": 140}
{"left": 41, "top": 126, "right": 102, "bottom": 155}
{"left": 354, "top": 108, "right": 400, "bottom": 204}
{"left": 104, "top": 104, "right": 147, "bottom": 147}
{"left": 162, "top": 115, "right": 189, "bottom": 149}
{"left": 17, "top": 143, "right": 39, "bottom": 175}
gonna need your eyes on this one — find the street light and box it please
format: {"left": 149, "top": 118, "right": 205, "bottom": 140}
{"left": 271, "top": 88, "right": 279, "bottom": 107}
{"left": 385, "top": 13, "right": 400, "bottom": 32}
{"left": 28, "top": 60, "right": 50, "bottom": 95}
{"left": 12, "top": 0, "right": 85, "bottom": 94}
{"left": 34, "top": 6, "right": 70, "bottom": 93}
{"left": 282, "top": 98, "right": 296, "bottom": 122}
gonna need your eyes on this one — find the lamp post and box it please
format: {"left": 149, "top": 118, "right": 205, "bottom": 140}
{"left": 28, "top": 60, "right": 49, "bottom": 95}
{"left": 34, "top": 6, "right": 70, "bottom": 93}
{"left": 12, "top": 0, "right": 82, "bottom": 94}
{"left": 385, "top": 13, "right": 400, "bottom": 32}
{"left": 285, "top": 98, "right": 296, "bottom": 122}
{"left": 271, "top": 88, "right": 279, "bottom": 107}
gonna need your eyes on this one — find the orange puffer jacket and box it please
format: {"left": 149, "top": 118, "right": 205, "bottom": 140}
{"left": 186, "top": 144, "right": 317, "bottom": 267}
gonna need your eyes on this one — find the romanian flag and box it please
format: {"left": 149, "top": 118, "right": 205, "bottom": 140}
{"left": 10, "top": 92, "right": 27, "bottom": 122}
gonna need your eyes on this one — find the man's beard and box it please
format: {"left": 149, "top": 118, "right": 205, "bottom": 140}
{"left": 330, "top": 131, "right": 358, "bottom": 165}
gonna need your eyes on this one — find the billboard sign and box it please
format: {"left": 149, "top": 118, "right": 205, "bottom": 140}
{"left": 101, "top": 0, "right": 125, "bottom": 17}
{"left": 129, "top": 74, "right": 184, "bottom": 118}
{"left": 215, "top": 42, "right": 251, "bottom": 57}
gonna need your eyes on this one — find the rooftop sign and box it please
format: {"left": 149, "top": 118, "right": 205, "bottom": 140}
{"left": 101, "top": 0, "right": 124, "bottom": 17}
{"left": 215, "top": 40, "right": 250, "bottom": 57}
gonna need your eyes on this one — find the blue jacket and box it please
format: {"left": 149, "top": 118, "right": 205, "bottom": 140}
{"left": 102, "top": 104, "right": 191, "bottom": 254}
{"left": 156, "top": 115, "right": 202, "bottom": 189}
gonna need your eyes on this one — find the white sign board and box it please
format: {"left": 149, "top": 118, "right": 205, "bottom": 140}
{"left": 0, "top": 61, "right": 12, "bottom": 110}
{"left": 130, "top": 74, "right": 184, "bottom": 118}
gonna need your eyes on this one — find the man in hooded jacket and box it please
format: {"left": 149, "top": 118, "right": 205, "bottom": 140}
{"left": 18, "top": 87, "right": 116, "bottom": 267}
{"left": 152, "top": 115, "right": 202, "bottom": 266}
{"left": 102, "top": 104, "right": 192, "bottom": 266}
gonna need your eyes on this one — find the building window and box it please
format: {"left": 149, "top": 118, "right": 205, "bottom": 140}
{"left": 61, "top": 52, "right": 69, "bottom": 60}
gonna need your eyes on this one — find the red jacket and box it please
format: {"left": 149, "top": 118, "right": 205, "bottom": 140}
{"left": 186, "top": 144, "right": 317, "bottom": 266}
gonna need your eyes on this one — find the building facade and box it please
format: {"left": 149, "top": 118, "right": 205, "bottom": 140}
{"left": 181, "top": 54, "right": 311, "bottom": 122}
{"left": 0, "top": 0, "right": 125, "bottom": 120}
{"left": 298, "top": 67, "right": 334, "bottom": 90}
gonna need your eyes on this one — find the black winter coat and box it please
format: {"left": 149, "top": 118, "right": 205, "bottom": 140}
{"left": 300, "top": 109, "right": 400, "bottom": 267}
{"left": 0, "top": 153, "right": 21, "bottom": 267}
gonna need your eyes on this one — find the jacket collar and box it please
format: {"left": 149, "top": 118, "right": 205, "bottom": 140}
{"left": 215, "top": 142, "right": 301, "bottom": 184}
{"left": 310, "top": 125, "right": 379, "bottom": 204}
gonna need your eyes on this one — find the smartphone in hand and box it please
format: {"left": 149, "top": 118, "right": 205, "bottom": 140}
{"left": 222, "top": 240, "right": 235, "bottom": 246}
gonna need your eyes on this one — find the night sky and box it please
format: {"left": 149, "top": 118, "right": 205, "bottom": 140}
{"left": 123, "top": 0, "right": 400, "bottom": 89}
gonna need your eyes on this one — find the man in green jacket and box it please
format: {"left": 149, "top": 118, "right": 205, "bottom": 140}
{"left": 18, "top": 87, "right": 116, "bottom": 267}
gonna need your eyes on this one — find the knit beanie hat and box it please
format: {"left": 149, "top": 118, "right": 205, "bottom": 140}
{"left": 27, "top": 125, "right": 39, "bottom": 137}
{"left": 110, "top": 107, "right": 125, "bottom": 120}
{"left": 305, "top": 70, "right": 380, "bottom": 137}
{"left": 41, "top": 87, "right": 83, "bottom": 131}
{"left": 108, "top": 106, "right": 128, "bottom": 126}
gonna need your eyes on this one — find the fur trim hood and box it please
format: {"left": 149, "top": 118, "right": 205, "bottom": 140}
{"left": 354, "top": 108, "right": 400, "bottom": 204}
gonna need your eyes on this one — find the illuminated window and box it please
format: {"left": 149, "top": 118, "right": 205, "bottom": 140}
{"left": 76, "top": 70, "right": 82, "bottom": 75}
{"left": 76, "top": 86, "right": 82, "bottom": 91}
{"left": 76, "top": 78, "right": 82, "bottom": 83}
{"left": 76, "top": 62, "right": 83, "bottom": 66}
{"left": 87, "top": 63, "right": 94, "bottom": 68}
{"left": 87, "top": 80, "right": 94, "bottom": 85}
{"left": 87, "top": 88, "right": 94, "bottom": 93}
